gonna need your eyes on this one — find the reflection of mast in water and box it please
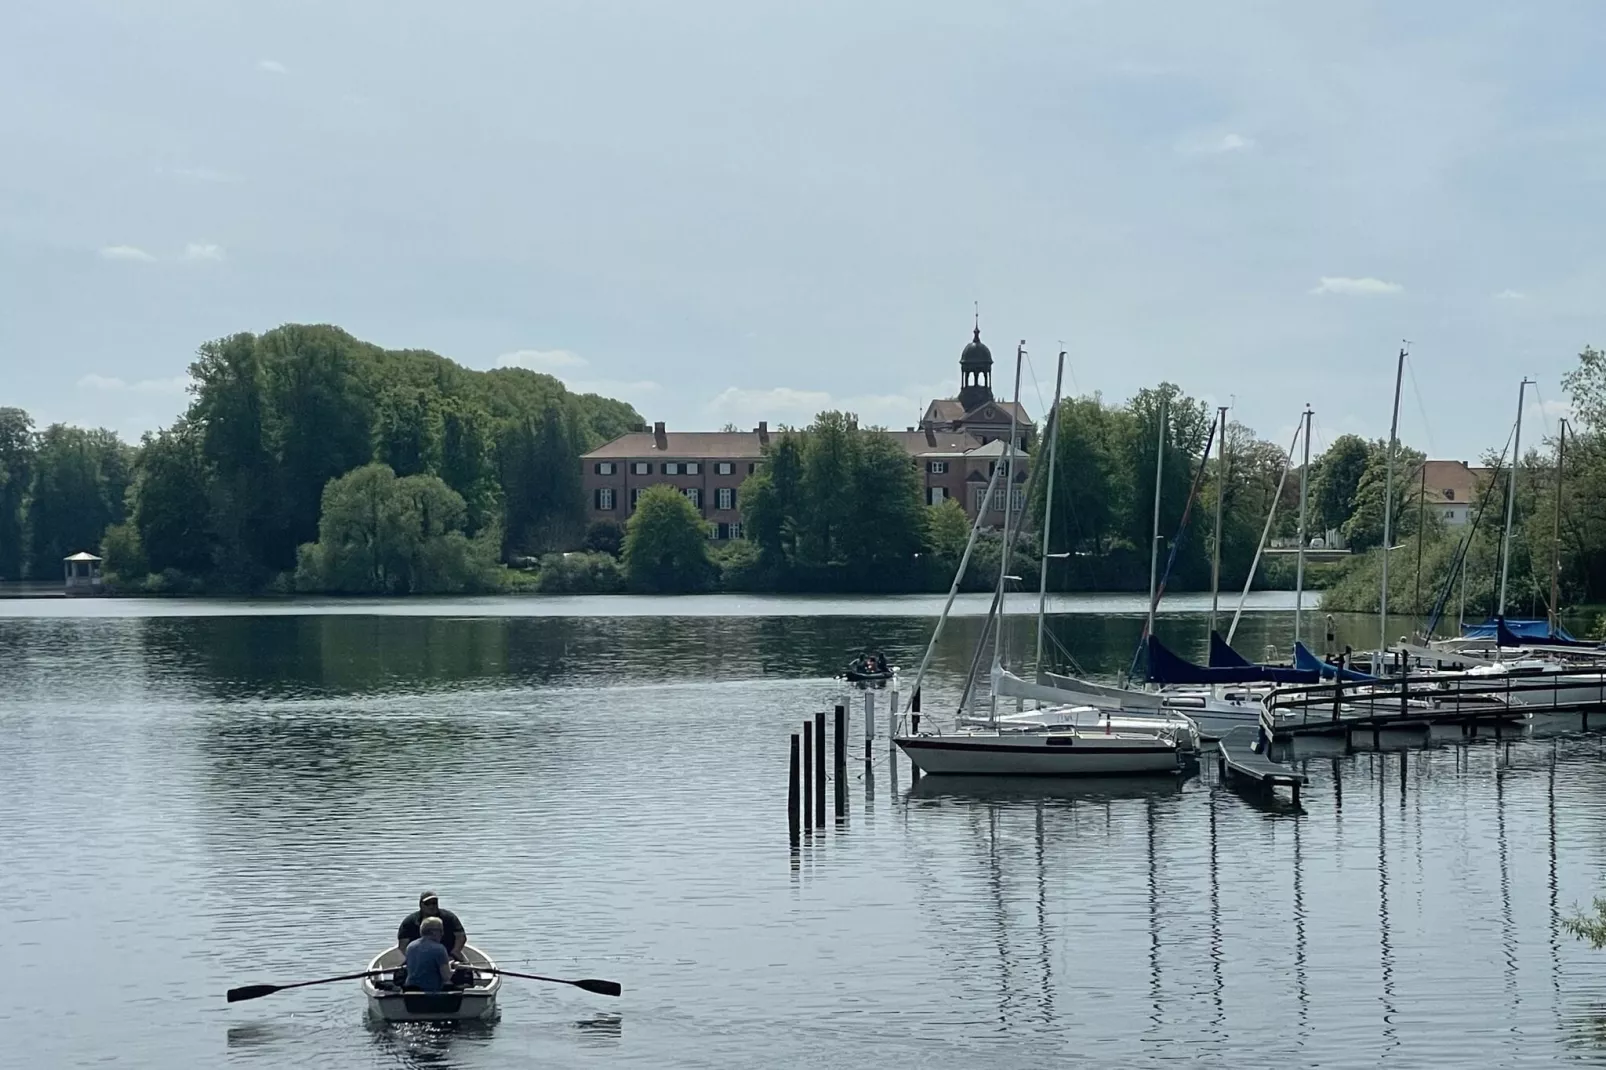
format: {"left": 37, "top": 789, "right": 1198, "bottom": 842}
{"left": 1378, "top": 756, "right": 1399, "bottom": 1055}
{"left": 1034, "top": 802, "right": 1056, "bottom": 1026}
{"left": 1549, "top": 753, "right": 1561, "bottom": 1003}
{"left": 980, "top": 803, "right": 1012, "bottom": 1031}
{"left": 1146, "top": 796, "right": 1162, "bottom": 1035}
{"left": 1497, "top": 767, "right": 1519, "bottom": 1009}
{"left": 1208, "top": 787, "right": 1223, "bottom": 1033}
{"left": 1293, "top": 808, "right": 1309, "bottom": 1045}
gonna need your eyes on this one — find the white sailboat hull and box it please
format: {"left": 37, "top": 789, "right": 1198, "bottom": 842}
{"left": 896, "top": 731, "right": 1189, "bottom": 777}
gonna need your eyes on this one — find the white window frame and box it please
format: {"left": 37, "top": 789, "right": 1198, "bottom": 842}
{"left": 717, "top": 487, "right": 734, "bottom": 510}
{"left": 685, "top": 462, "right": 700, "bottom": 475}
{"left": 928, "top": 486, "right": 947, "bottom": 506}
{"left": 707, "top": 523, "right": 719, "bottom": 540}
{"left": 663, "top": 462, "right": 681, "bottom": 475}
{"left": 717, "top": 462, "right": 734, "bottom": 475}
{"left": 596, "top": 461, "right": 616, "bottom": 475}
{"left": 597, "top": 488, "right": 615, "bottom": 511}
{"left": 630, "top": 487, "right": 643, "bottom": 508}
{"left": 632, "top": 461, "right": 650, "bottom": 475}
{"left": 685, "top": 487, "right": 701, "bottom": 509}
{"left": 928, "top": 460, "right": 947, "bottom": 474}
{"left": 730, "top": 522, "right": 743, "bottom": 541}
{"left": 974, "top": 487, "right": 1027, "bottom": 514}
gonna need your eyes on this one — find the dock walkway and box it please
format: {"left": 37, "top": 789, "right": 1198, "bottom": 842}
{"left": 1217, "top": 725, "right": 1306, "bottom": 805}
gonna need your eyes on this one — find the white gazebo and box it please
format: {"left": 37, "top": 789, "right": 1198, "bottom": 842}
{"left": 63, "top": 551, "right": 104, "bottom": 595}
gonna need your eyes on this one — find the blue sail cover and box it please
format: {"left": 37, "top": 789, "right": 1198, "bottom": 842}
{"left": 1460, "top": 617, "right": 1596, "bottom": 648}
{"left": 1207, "top": 631, "right": 1256, "bottom": 669}
{"left": 1146, "top": 635, "right": 1318, "bottom": 686}
{"left": 1293, "top": 641, "right": 1379, "bottom": 682}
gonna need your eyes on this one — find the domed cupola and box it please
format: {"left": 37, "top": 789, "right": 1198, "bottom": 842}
{"left": 958, "top": 324, "right": 994, "bottom": 410}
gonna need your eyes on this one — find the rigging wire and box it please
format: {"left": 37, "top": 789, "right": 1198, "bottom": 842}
{"left": 1403, "top": 353, "right": 1439, "bottom": 461}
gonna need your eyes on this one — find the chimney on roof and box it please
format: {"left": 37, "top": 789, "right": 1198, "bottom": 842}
{"left": 653, "top": 421, "right": 667, "bottom": 450}
{"left": 757, "top": 421, "right": 769, "bottom": 445}
{"left": 906, "top": 426, "right": 914, "bottom": 432}
{"left": 925, "top": 428, "right": 936, "bottom": 447}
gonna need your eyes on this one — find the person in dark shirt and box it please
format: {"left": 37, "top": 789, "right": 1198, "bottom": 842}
{"left": 397, "top": 891, "right": 467, "bottom": 960}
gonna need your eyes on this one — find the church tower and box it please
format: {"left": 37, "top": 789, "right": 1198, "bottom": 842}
{"left": 957, "top": 324, "right": 994, "bottom": 411}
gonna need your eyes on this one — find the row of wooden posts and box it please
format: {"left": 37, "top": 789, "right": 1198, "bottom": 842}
{"left": 786, "top": 690, "right": 915, "bottom": 841}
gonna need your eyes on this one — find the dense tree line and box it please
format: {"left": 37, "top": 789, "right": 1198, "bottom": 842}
{"left": 1322, "top": 345, "right": 1606, "bottom": 622}
{"left": 0, "top": 324, "right": 643, "bottom": 591}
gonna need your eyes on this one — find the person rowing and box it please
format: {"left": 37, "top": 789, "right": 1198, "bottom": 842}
{"left": 403, "top": 916, "right": 463, "bottom": 993}
{"left": 398, "top": 891, "right": 467, "bottom": 960}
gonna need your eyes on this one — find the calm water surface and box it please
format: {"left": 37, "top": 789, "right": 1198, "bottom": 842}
{"left": 7, "top": 592, "right": 1606, "bottom": 1068}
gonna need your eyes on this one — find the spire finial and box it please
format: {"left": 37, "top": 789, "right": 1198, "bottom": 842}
{"left": 973, "top": 302, "right": 980, "bottom": 341}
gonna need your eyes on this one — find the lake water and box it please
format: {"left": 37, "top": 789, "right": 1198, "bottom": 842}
{"left": 7, "top": 592, "right": 1606, "bottom": 1069}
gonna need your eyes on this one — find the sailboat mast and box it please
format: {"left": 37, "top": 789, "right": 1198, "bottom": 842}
{"left": 1378, "top": 346, "right": 1406, "bottom": 665}
{"left": 1208, "top": 405, "right": 1228, "bottom": 635}
{"left": 1035, "top": 350, "right": 1067, "bottom": 675}
{"left": 1145, "top": 398, "right": 1167, "bottom": 645}
{"left": 1295, "top": 405, "right": 1312, "bottom": 645}
{"left": 1498, "top": 377, "right": 1532, "bottom": 617}
{"left": 1414, "top": 463, "right": 1427, "bottom": 622}
{"left": 1550, "top": 418, "right": 1567, "bottom": 633}
{"left": 989, "top": 341, "right": 1026, "bottom": 725}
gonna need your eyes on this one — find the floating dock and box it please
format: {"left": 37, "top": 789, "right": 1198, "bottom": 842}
{"left": 1217, "top": 725, "right": 1306, "bottom": 806}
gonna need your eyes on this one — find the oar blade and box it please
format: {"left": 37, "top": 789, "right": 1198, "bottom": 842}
{"left": 226, "top": 984, "right": 280, "bottom": 1003}
{"left": 574, "top": 978, "right": 622, "bottom": 997}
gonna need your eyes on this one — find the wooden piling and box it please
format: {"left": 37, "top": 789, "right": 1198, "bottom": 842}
{"left": 802, "top": 722, "right": 813, "bottom": 829}
{"left": 814, "top": 712, "right": 827, "bottom": 827}
{"left": 834, "top": 704, "right": 848, "bottom": 818}
{"left": 869, "top": 690, "right": 881, "bottom": 764}
{"left": 788, "top": 733, "right": 800, "bottom": 842}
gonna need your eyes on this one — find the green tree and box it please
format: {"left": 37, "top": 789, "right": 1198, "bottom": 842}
{"left": 740, "top": 432, "right": 804, "bottom": 566}
{"left": 132, "top": 423, "right": 215, "bottom": 576}
{"left": 622, "top": 483, "right": 716, "bottom": 592}
{"left": 0, "top": 407, "right": 34, "bottom": 579}
{"left": 583, "top": 518, "right": 624, "bottom": 556}
{"left": 839, "top": 429, "right": 928, "bottom": 583}
{"left": 1311, "top": 434, "right": 1371, "bottom": 535}
{"left": 1030, "top": 395, "right": 1118, "bottom": 556}
{"left": 797, "top": 411, "right": 861, "bottom": 565}
{"left": 1342, "top": 446, "right": 1425, "bottom": 552}
{"left": 27, "top": 425, "right": 132, "bottom": 567}
{"left": 294, "top": 463, "right": 496, "bottom": 594}
{"left": 927, "top": 497, "right": 972, "bottom": 560}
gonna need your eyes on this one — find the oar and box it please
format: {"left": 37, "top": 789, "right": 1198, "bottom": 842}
{"left": 227, "top": 969, "right": 387, "bottom": 1003}
{"left": 484, "top": 968, "right": 621, "bottom": 997}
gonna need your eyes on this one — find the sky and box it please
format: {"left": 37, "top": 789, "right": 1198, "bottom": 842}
{"left": 3, "top": 0, "right": 1604, "bottom": 462}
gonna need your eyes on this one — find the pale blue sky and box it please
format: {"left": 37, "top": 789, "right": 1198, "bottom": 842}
{"left": 3, "top": 0, "right": 1603, "bottom": 461}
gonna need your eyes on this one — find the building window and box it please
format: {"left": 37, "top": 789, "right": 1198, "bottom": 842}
{"left": 973, "top": 487, "right": 1027, "bottom": 514}
{"left": 685, "top": 487, "right": 701, "bottom": 509}
{"left": 685, "top": 462, "right": 700, "bottom": 475}
{"left": 748, "top": 463, "right": 756, "bottom": 475}
{"left": 595, "top": 488, "right": 615, "bottom": 511}
{"left": 730, "top": 522, "right": 742, "bottom": 540}
{"left": 594, "top": 461, "right": 616, "bottom": 475}
{"left": 663, "top": 462, "right": 681, "bottom": 475}
{"left": 1445, "top": 489, "right": 1456, "bottom": 501}
{"left": 708, "top": 523, "right": 720, "bottom": 540}
{"left": 1446, "top": 510, "right": 1456, "bottom": 521}
{"left": 928, "top": 486, "right": 947, "bottom": 506}
{"left": 717, "top": 487, "right": 735, "bottom": 510}
{"left": 630, "top": 487, "right": 643, "bottom": 508}
{"left": 717, "top": 462, "right": 734, "bottom": 475}
{"left": 929, "top": 460, "right": 948, "bottom": 474}
{"left": 632, "top": 461, "right": 650, "bottom": 475}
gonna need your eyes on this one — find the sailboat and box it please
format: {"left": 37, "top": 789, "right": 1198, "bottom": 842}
{"left": 894, "top": 345, "right": 1200, "bottom": 778}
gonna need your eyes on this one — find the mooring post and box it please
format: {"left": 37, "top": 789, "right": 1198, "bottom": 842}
{"left": 872, "top": 688, "right": 885, "bottom": 764}
{"left": 788, "top": 734, "right": 800, "bottom": 843}
{"left": 801, "top": 723, "right": 813, "bottom": 829}
{"left": 1400, "top": 748, "right": 1407, "bottom": 797}
{"left": 814, "top": 711, "right": 827, "bottom": 828}
{"left": 1332, "top": 678, "right": 1343, "bottom": 724}
{"left": 834, "top": 704, "right": 848, "bottom": 818}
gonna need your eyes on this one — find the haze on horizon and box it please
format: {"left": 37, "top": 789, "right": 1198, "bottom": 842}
{"left": 3, "top": 1, "right": 1603, "bottom": 462}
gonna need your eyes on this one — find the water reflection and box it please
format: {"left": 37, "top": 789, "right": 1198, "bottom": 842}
{"left": 366, "top": 1019, "right": 498, "bottom": 1069}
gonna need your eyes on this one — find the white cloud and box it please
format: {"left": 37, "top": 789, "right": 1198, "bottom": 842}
{"left": 183, "top": 242, "right": 225, "bottom": 261}
{"left": 77, "top": 374, "right": 190, "bottom": 395}
{"left": 1180, "top": 132, "right": 1256, "bottom": 155}
{"left": 99, "top": 245, "right": 155, "bottom": 262}
{"left": 1494, "top": 289, "right": 1528, "bottom": 300}
{"left": 257, "top": 59, "right": 288, "bottom": 74}
{"left": 1215, "top": 133, "right": 1254, "bottom": 153}
{"left": 1308, "top": 276, "right": 1404, "bottom": 296}
{"left": 496, "top": 348, "right": 588, "bottom": 370}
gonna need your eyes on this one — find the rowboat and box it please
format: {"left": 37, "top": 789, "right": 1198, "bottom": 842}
{"left": 361, "top": 944, "right": 502, "bottom": 1022}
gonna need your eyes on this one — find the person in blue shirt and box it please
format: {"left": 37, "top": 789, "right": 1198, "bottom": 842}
{"left": 404, "top": 916, "right": 457, "bottom": 992}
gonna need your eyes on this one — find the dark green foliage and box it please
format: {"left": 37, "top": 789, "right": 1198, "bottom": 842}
{"left": 26, "top": 425, "right": 133, "bottom": 568}
{"left": 623, "top": 484, "right": 717, "bottom": 593}
{"left": 583, "top": 519, "right": 624, "bottom": 556}
{"left": 534, "top": 550, "right": 624, "bottom": 593}
{"left": 0, "top": 407, "right": 34, "bottom": 579}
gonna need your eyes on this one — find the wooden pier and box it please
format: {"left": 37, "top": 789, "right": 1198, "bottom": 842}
{"left": 1217, "top": 725, "right": 1306, "bottom": 805}
{"left": 1261, "top": 667, "right": 1606, "bottom": 746}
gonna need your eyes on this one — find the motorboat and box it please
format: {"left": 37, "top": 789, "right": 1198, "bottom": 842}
{"left": 362, "top": 944, "right": 502, "bottom": 1022}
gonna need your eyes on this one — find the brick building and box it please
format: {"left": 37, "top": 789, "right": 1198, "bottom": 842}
{"left": 579, "top": 326, "right": 1036, "bottom": 540}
